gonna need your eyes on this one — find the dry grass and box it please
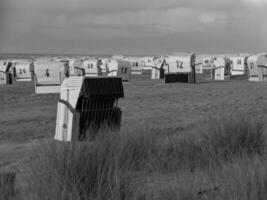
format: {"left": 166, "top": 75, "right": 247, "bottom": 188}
{"left": 21, "top": 127, "right": 159, "bottom": 200}
{"left": 16, "top": 113, "right": 267, "bottom": 200}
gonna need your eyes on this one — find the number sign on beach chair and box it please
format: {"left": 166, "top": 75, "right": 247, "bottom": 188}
{"left": 34, "top": 61, "right": 69, "bottom": 94}
{"left": 15, "top": 62, "right": 34, "bottom": 82}
{"left": 163, "top": 52, "right": 196, "bottom": 83}
{"left": 82, "top": 59, "right": 102, "bottom": 77}
{"left": 228, "top": 56, "right": 249, "bottom": 80}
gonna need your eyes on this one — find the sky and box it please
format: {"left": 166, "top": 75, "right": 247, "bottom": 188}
{"left": 0, "top": 0, "right": 267, "bottom": 55}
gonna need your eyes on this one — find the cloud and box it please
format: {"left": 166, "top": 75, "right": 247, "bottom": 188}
{"left": 242, "top": 0, "right": 267, "bottom": 4}
{"left": 0, "top": 0, "right": 267, "bottom": 54}
{"left": 198, "top": 12, "right": 228, "bottom": 24}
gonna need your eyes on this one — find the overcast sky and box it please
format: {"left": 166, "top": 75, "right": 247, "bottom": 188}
{"left": 0, "top": 0, "right": 266, "bottom": 55}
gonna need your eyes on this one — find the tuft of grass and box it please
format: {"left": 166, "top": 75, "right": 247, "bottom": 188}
{"left": 22, "top": 113, "right": 267, "bottom": 199}
{"left": 134, "top": 156, "right": 267, "bottom": 200}
{"left": 24, "top": 125, "right": 159, "bottom": 200}
{"left": 208, "top": 155, "right": 267, "bottom": 200}
{"left": 202, "top": 114, "right": 266, "bottom": 160}
{"left": 161, "top": 113, "right": 266, "bottom": 171}
{"left": 26, "top": 140, "right": 122, "bottom": 200}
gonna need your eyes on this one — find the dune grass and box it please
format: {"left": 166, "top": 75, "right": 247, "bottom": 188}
{"left": 19, "top": 113, "right": 267, "bottom": 200}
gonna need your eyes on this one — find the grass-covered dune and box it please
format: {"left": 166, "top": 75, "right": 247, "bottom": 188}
{"left": 1, "top": 79, "right": 267, "bottom": 199}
